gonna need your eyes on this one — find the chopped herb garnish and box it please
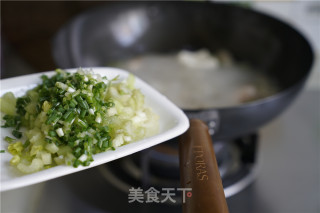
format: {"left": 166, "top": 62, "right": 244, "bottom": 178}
{"left": 2, "top": 115, "right": 20, "bottom": 128}
{"left": 4, "top": 136, "right": 15, "bottom": 143}
{"left": 12, "top": 130, "right": 22, "bottom": 139}
{"left": 23, "top": 140, "right": 30, "bottom": 148}
{"left": 0, "top": 68, "right": 159, "bottom": 174}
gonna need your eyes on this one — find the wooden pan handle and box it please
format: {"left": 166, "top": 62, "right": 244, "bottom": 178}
{"left": 179, "top": 119, "right": 229, "bottom": 213}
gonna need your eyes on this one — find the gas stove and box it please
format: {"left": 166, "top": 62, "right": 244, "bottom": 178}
{"left": 1, "top": 89, "right": 318, "bottom": 213}
{"left": 96, "top": 132, "right": 258, "bottom": 199}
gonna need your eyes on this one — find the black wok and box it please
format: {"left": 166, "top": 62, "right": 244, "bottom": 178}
{"left": 52, "top": 2, "right": 313, "bottom": 140}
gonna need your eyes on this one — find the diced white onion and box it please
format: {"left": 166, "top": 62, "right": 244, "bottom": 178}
{"left": 17, "top": 158, "right": 44, "bottom": 173}
{"left": 54, "top": 155, "right": 64, "bottom": 165}
{"left": 107, "top": 107, "right": 117, "bottom": 116}
{"left": 41, "top": 151, "right": 52, "bottom": 165}
{"left": 132, "top": 111, "right": 147, "bottom": 124}
{"left": 45, "top": 143, "right": 59, "bottom": 153}
{"left": 112, "top": 134, "right": 124, "bottom": 147}
{"left": 123, "top": 136, "right": 132, "bottom": 142}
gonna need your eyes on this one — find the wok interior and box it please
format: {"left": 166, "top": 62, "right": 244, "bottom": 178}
{"left": 54, "top": 2, "right": 313, "bottom": 139}
{"left": 79, "top": 2, "right": 312, "bottom": 94}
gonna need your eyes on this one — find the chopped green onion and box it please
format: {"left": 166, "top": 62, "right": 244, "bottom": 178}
{"left": 48, "top": 130, "right": 57, "bottom": 137}
{"left": 65, "top": 111, "right": 77, "bottom": 123}
{"left": 4, "top": 136, "right": 15, "bottom": 143}
{"left": 56, "top": 82, "right": 68, "bottom": 90}
{"left": 12, "top": 130, "right": 22, "bottom": 139}
{"left": 67, "top": 87, "right": 76, "bottom": 93}
{"left": 71, "top": 90, "right": 80, "bottom": 98}
{"left": 95, "top": 113, "right": 102, "bottom": 123}
{"left": 73, "top": 159, "right": 81, "bottom": 168}
{"left": 56, "top": 128, "right": 64, "bottom": 137}
{"left": 75, "top": 96, "right": 89, "bottom": 109}
{"left": 62, "top": 109, "right": 73, "bottom": 120}
{"left": 78, "top": 154, "right": 87, "bottom": 162}
{"left": 0, "top": 68, "right": 159, "bottom": 172}
{"left": 23, "top": 140, "right": 30, "bottom": 148}
{"left": 76, "top": 118, "right": 88, "bottom": 128}
{"left": 88, "top": 108, "right": 95, "bottom": 115}
{"left": 2, "top": 115, "right": 20, "bottom": 128}
{"left": 69, "top": 98, "right": 78, "bottom": 107}
{"left": 46, "top": 112, "right": 63, "bottom": 125}
{"left": 106, "top": 102, "right": 115, "bottom": 108}
{"left": 73, "top": 147, "right": 82, "bottom": 158}
{"left": 80, "top": 109, "right": 87, "bottom": 119}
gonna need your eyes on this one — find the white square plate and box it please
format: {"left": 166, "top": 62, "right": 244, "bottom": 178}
{"left": 0, "top": 67, "right": 189, "bottom": 191}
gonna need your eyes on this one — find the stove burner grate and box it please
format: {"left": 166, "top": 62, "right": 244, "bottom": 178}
{"left": 98, "top": 133, "right": 259, "bottom": 199}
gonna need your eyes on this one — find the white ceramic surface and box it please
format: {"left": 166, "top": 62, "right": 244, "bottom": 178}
{"left": 0, "top": 67, "right": 189, "bottom": 191}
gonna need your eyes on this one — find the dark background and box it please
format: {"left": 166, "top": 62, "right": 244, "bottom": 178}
{"left": 1, "top": 1, "right": 106, "bottom": 76}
